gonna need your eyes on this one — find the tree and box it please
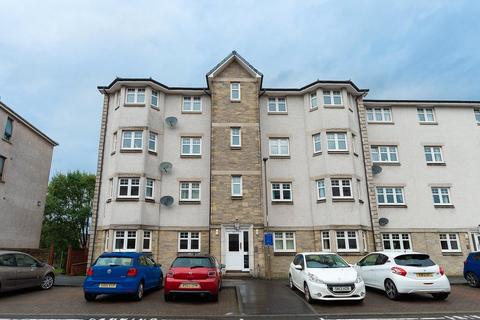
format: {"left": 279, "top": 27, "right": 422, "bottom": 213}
{"left": 40, "top": 171, "right": 96, "bottom": 255}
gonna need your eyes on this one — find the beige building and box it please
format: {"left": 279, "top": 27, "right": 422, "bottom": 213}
{"left": 89, "top": 52, "right": 480, "bottom": 277}
{"left": 0, "top": 101, "right": 57, "bottom": 249}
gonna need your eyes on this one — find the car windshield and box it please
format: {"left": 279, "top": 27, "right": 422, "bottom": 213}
{"left": 305, "top": 254, "right": 349, "bottom": 268}
{"left": 172, "top": 257, "right": 213, "bottom": 268}
{"left": 394, "top": 254, "right": 435, "bottom": 267}
{"left": 95, "top": 257, "right": 133, "bottom": 266}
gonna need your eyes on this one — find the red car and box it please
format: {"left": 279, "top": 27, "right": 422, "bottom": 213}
{"left": 164, "top": 254, "right": 224, "bottom": 301}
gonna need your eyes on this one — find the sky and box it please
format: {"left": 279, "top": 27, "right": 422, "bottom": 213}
{"left": 0, "top": 0, "right": 479, "bottom": 176}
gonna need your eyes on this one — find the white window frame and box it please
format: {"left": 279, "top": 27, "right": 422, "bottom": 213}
{"left": 111, "top": 132, "right": 117, "bottom": 153}
{"left": 126, "top": 88, "right": 145, "bottom": 104}
{"left": 182, "top": 96, "right": 202, "bottom": 112}
{"left": 376, "top": 187, "right": 405, "bottom": 205}
{"left": 180, "top": 182, "right": 201, "bottom": 202}
{"left": 424, "top": 146, "right": 444, "bottom": 164}
{"left": 273, "top": 232, "right": 296, "bottom": 252}
{"left": 417, "top": 107, "right": 436, "bottom": 123}
{"left": 331, "top": 179, "right": 353, "bottom": 199}
{"left": 181, "top": 137, "right": 202, "bottom": 156}
{"left": 321, "top": 231, "right": 331, "bottom": 252}
{"left": 366, "top": 107, "right": 392, "bottom": 123}
{"left": 230, "top": 83, "right": 241, "bottom": 101}
{"left": 271, "top": 182, "right": 292, "bottom": 202}
{"left": 268, "top": 97, "right": 287, "bottom": 113}
{"left": 113, "top": 230, "right": 137, "bottom": 252}
{"left": 145, "top": 178, "right": 154, "bottom": 200}
{"left": 108, "top": 178, "right": 114, "bottom": 199}
{"left": 475, "top": 108, "right": 480, "bottom": 124}
{"left": 382, "top": 233, "right": 412, "bottom": 251}
{"left": 178, "top": 232, "right": 201, "bottom": 252}
{"left": 104, "top": 230, "right": 110, "bottom": 251}
{"left": 432, "top": 187, "right": 451, "bottom": 205}
{"left": 316, "top": 179, "right": 326, "bottom": 200}
{"left": 312, "top": 133, "right": 321, "bottom": 154}
{"left": 310, "top": 92, "right": 318, "bottom": 109}
{"left": 439, "top": 233, "right": 461, "bottom": 253}
{"left": 336, "top": 231, "right": 359, "bottom": 252}
{"left": 121, "top": 130, "right": 143, "bottom": 150}
{"left": 118, "top": 177, "right": 140, "bottom": 198}
{"left": 231, "top": 176, "right": 243, "bottom": 197}
{"left": 230, "top": 127, "right": 241, "bottom": 147}
{"left": 269, "top": 138, "right": 290, "bottom": 156}
{"left": 371, "top": 145, "right": 399, "bottom": 163}
{"left": 142, "top": 231, "right": 152, "bottom": 252}
{"left": 151, "top": 90, "right": 159, "bottom": 108}
{"left": 148, "top": 132, "right": 157, "bottom": 153}
{"left": 327, "top": 132, "right": 348, "bottom": 151}
{"left": 323, "top": 90, "right": 342, "bottom": 105}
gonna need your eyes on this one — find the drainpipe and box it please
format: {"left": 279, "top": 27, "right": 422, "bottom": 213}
{"left": 263, "top": 157, "right": 272, "bottom": 279}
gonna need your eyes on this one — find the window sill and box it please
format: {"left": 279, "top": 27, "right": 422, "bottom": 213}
{"left": 120, "top": 149, "right": 142, "bottom": 153}
{"left": 269, "top": 155, "right": 290, "bottom": 159}
{"left": 178, "top": 250, "right": 201, "bottom": 253}
{"left": 180, "top": 154, "right": 202, "bottom": 159}
{"left": 145, "top": 198, "right": 155, "bottom": 203}
{"left": 124, "top": 103, "right": 146, "bottom": 107}
{"left": 317, "top": 198, "right": 326, "bottom": 203}
{"left": 115, "top": 197, "right": 140, "bottom": 202}
{"left": 150, "top": 105, "right": 160, "bottom": 111}
{"left": 327, "top": 150, "right": 349, "bottom": 155}
{"left": 273, "top": 252, "right": 296, "bottom": 256}
{"left": 230, "top": 100, "right": 241, "bottom": 103}
{"left": 114, "top": 105, "right": 120, "bottom": 111}
{"left": 324, "top": 105, "right": 344, "bottom": 109}
{"left": 106, "top": 198, "right": 112, "bottom": 203}
{"left": 348, "top": 107, "right": 354, "bottom": 113}
{"left": 179, "top": 200, "right": 201, "bottom": 205}
{"left": 110, "top": 151, "right": 116, "bottom": 156}
{"left": 378, "top": 204, "right": 407, "bottom": 208}
{"left": 0, "top": 180, "right": 5, "bottom": 184}
{"left": 313, "top": 152, "right": 322, "bottom": 157}
{"left": 230, "top": 146, "right": 242, "bottom": 150}
{"left": 367, "top": 121, "right": 395, "bottom": 125}
{"left": 181, "top": 111, "right": 202, "bottom": 114}
{"left": 148, "top": 150, "right": 158, "bottom": 156}
{"left": 336, "top": 251, "right": 363, "bottom": 256}
{"left": 231, "top": 196, "right": 243, "bottom": 200}
{"left": 2, "top": 137, "right": 12, "bottom": 144}
{"left": 441, "top": 251, "right": 463, "bottom": 256}
{"left": 267, "top": 112, "right": 288, "bottom": 115}
{"left": 309, "top": 107, "right": 318, "bottom": 112}
{"left": 427, "top": 162, "right": 446, "bottom": 166}
{"left": 434, "top": 204, "right": 454, "bottom": 208}
{"left": 419, "top": 121, "right": 438, "bottom": 125}
{"left": 271, "top": 201, "right": 293, "bottom": 205}
{"left": 332, "top": 197, "right": 355, "bottom": 202}
{"left": 373, "top": 162, "right": 401, "bottom": 166}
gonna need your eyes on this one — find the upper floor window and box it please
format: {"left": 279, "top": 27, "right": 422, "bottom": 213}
{"left": 230, "top": 127, "right": 241, "bottom": 147}
{"left": 376, "top": 187, "right": 405, "bottom": 205}
{"left": 179, "top": 232, "right": 200, "bottom": 252}
{"left": 475, "top": 108, "right": 480, "bottom": 124}
{"left": 114, "top": 230, "right": 137, "bottom": 252}
{"left": 122, "top": 130, "right": 143, "bottom": 150}
{"left": 440, "top": 233, "right": 460, "bottom": 252}
{"left": 312, "top": 133, "right": 321, "bottom": 154}
{"left": 147, "top": 132, "right": 157, "bottom": 153}
{"left": 145, "top": 178, "right": 154, "bottom": 200}
{"left": 180, "top": 182, "right": 200, "bottom": 201}
{"left": 230, "top": 83, "right": 241, "bottom": 101}
{"left": 366, "top": 107, "right": 392, "bottom": 122}
{"left": 231, "top": 176, "right": 243, "bottom": 197}
{"left": 111, "top": 132, "right": 117, "bottom": 153}
{"left": 3, "top": 117, "right": 13, "bottom": 141}
{"left": 382, "top": 233, "right": 411, "bottom": 251}
{"left": 118, "top": 177, "right": 140, "bottom": 198}
{"left": 181, "top": 137, "right": 201, "bottom": 156}
{"left": 432, "top": 187, "right": 451, "bottom": 205}
{"left": 371, "top": 145, "right": 398, "bottom": 163}
{"left": 268, "top": 97, "right": 287, "bottom": 113}
{"left": 183, "top": 96, "right": 201, "bottom": 112}
{"left": 126, "top": 88, "right": 145, "bottom": 104}
{"left": 0, "top": 155, "right": 5, "bottom": 181}
{"left": 273, "top": 232, "right": 295, "bottom": 252}
{"left": 271, "top": 182, "right": 292, "bottom": 201}
{"left": 424, "top": 146, "right": 443, "bottom": 164}
{"left": 327, "top": 132, "right": 347, "bottom": 151}
{"left": 143, "top": 231, "right": 152, "bottom": 251}
{"left": 417, "top": 107, "right": 436, "bottom": 123}
{"left": 331, "top": 179, "right": 352, "bottom": 198}
{"left": 323, "top": 90, "right": 342, "bottom": 105}
{"left": 316, "top": 179, "right": 326, "bottom": 200}
{"left": 310, "top": 92, "right": 318, "bottom": 109}
{"left": 151, "top": 90, "right": 159, "bottom": 108}
{"left": 336, "top": 231, "right": 358, "bottom": 252}
{"left": 269, "top": 138, "right": 290, "bottom": 156}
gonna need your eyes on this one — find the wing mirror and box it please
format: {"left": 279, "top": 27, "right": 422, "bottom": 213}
{"left": 220, "top": 264, "right": 226, "bottom": 269}
{"left": 294, "top": 264, "right": 303, "bottom": 270}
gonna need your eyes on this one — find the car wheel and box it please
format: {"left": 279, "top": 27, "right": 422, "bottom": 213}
{"left": 432, "top": 292, "right": 449, "bottom": 301}
{"left": 384, "top": 279, "right": 400, "bottom": 300}
{"left": 466, "top": 272, "right": 480, "bottom": 288}
{"left": 289, "top": 275, "right": 295, "bottom": 290}
{"left": 164, "top": 293, "right": 172, "bottom": 302}
{"left": 133, "top": 281, "right": 144, "bottom": 301}
{"left": 40, "top": 273, "right": 55, "bottom": 290}
{"left": 304, "top": 283, "right": 313, "bottom": 304}
{"left": 84, "top": 293, "right": 96, "bottom": 302}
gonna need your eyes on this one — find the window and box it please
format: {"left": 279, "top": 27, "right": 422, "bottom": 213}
{"left": 382, "top": 233, "right": 412, "bottom": 251}
{"left": 104, "top": 230, "right": 110, "bottom": 251}
{"left": 181, "top": 137, "right": 201, "bottom": 156}
{"left": 424, "top": 146, "right": 443, "bottom": 163}
{"left": 118, "top": 177, "right": 140, "bottom": 198}
{"left": 336, "top": 231, "right": 358, "bottom": 252}
{"left": 371, "top": 146, "right": 399, "bottom": 163}
{"left": 148, "top": 132, "right": 157, "bottom": 152}
{"left": 122, "top": 130, "right": 143, "bottom": 150}
{"left": 151, "top": 90, "right": 159, "bottom": 108}
{"left": 376, "top": 187, "right": 405, "bottom": 205}
{"left": 0, "top": 155, "right": 5, "bottom": 181}
{"left": 323, "top": 90, "right": 342, "bottom": 105}
{"left": 231, "top": 176, "right": 242, "bottom": 197}
{"left": 271, "top": 183, "right": 292, "bottom": 201}
{"left": 440, "top": 233, "right": 461, "bottom": 252}
{"left": 143, "top": 231, "right": 151, "bottom": 251}
{"left": 316, "top": 179, "right": 326, "bottom": 200}
{"left": 180, "top": 182, "right": 200, "bottom": 201}
{"left": 310, "top": 92, "right": 318, "bottom": 109}
{"left": 114, "top": 230, "right": 137, "bottom": 252}
{"left": 145, "top": 178, "right": 154, "bottom": 200}
{"left": 475, "top": 108, "right": 480, "bottom": 124}
{"left": 111, "top": 132, "right": 117, "bottom": 153}
{"left": 417, "top": 108, "right": 436, "bottom": 123}
{"left": 273, "top": 232, "right": 295, "bottom": 252}
{"left": 182, "top": 96, "right": 201, "bottom": 112}
{"left": 268, "top": 97, "right": 287, "bottom": 113}
{"left": 321, "top": 231, "right": 331, "bottom": 251}
{"left": 331, "top": 179, "right": 352, "bottom": 198}
{"left": 269, "top": 138, "right": 289, "bottom": 156}
{"left": 432, "top": 187, "right": 451, "bottom": 205}
{"left": 230, "top": 127, "right": 241, "bottom": 147}
{"left": 126, "top": 88, "right": 145, "bottom": 104}
{"left": 178, "top": 232, "right": 200, "bottom": 252}
{"left": 230, "top": 83, "right": 241, "bottom": 101}
{"left": 3, "top": 117, "right": 13, "bottom": 141}
{"left": 327, "top": 132, "right": 347, "bottom": 151}
{"left": 108, "top": 178, "right": 113, "bottom": 198}
{"left": 366, "top": 108, "right": 392, "bottom": 122}
{"left": 312, "top": 133, "right": 321, "bottom": 154}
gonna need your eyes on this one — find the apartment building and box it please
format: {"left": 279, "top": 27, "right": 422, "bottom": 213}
{"left": 89, "top": 51, "right": 480, "bottom": 277}
{"left": 0, "top": 101, "right": 57, "bottom": 249}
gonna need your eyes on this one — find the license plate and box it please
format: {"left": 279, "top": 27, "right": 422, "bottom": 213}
{"left": 179, "top": 282, "right": 200, "bottom": 289}
{"left": 332, "top": 286, "right": 351, "bottom": 292}
{"left": 416, "top": 273, "right": 433, "bottom": 278}
{"left": 99, "top": 283, "right": 116, "bottom": 288}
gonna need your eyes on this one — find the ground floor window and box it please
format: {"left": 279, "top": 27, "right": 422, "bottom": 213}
{"left": 336, "top": 231, "right": 358, "bottom": 252}
{"left": 143, "top": 231, "right": 152, "bottom": 251}
{"left": 273, "top": 232, "right": 296, "bottom": 252}
{"left": 382, "top": 233, "right": 411, "bottom": 251}
{"left": 321, "top": 231, "right": 331, "bottom": 251}
{"left": 440, "top": 233, "right": 461, "bottom": 252}
{"left": 113, "top": 230, "right": 136, "bottom": 251}
{"left": 178, "top": 232, "right": 200, "bottom": 252}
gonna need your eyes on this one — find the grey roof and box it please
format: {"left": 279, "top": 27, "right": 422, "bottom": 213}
{"left": 206, "top": 50, "right": 263, "bottom": 78}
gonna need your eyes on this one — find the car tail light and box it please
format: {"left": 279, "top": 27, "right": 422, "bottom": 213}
{"left": 208, "top": 270, "right": 216, "bottom": 278}
{"left": 126, "top": 267, "right": 137, "bottom": 277}
{"left": 464, "top": 260, "right": 467, "bottom": 265}
{"left": 167, "top": 270, "right": 174, "bottom": 278}
{"left": 391, "top": 266, "right": 407, "bottom": 276}
{"left": 86, "top": 267, "right": 93, "bottom": 276}
{"left": 439, "top": 266, "right": 445, "bottom": 276}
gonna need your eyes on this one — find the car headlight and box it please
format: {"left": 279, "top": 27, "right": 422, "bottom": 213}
{"left": 308, "top": 273, "right": 325, "bottom": 284}
{"left": 355, "top": 275, "right": 363, "bottom": 283}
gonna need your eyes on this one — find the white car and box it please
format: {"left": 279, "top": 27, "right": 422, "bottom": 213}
{"left": 289, "top": 252, "right": 366, "bottom": 303}
{"left": 354, "top": 251, "right": 451, "bottom": 300}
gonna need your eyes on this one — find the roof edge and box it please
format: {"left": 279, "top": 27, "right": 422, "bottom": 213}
{"left": 364, "top": 99, "right": 480, "bottom": 104}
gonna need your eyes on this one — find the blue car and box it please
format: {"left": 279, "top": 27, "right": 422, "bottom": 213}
{"left": 464, "top": 251, "right": 480, "bottom": 288}
{"left": 83, "top": 252, "right": 163, "bottom": 301}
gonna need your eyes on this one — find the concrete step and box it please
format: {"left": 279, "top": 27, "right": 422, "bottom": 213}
{"left": 223, "top": 271, "right": 253, "bottom": 279}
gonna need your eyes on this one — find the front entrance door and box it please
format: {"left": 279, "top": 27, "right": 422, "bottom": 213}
{"left": 225, "top": 230, "right": 249, "bottom": 271}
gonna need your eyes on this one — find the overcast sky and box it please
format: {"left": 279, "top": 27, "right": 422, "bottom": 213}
{"left": 1, "top": 0, "right": 479, "bottom": 175}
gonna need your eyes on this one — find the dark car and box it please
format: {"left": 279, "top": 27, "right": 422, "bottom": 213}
{"left": 83, "top": 252, "right": 163, "bottom": 301}
{"left": 0, "top": 250, "right": 55, "bottom": 292}
{"left": 464, "top": 251, "right": 480, "bottom": 287}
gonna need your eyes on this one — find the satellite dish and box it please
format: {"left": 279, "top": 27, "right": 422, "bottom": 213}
{"left": 159, "top": 162, "right": 172, "bottom": 174}
{"left": 372, "top": 165, "right": 382, "bottom": 175}
{"left": 160, "top": 196, "right": 174, "bottom": 206}
{"left": 379, "top": 217, "right": 389, "bottom": 226}
{"left": 165, "top": 116, "right": 178, "bottom": 128}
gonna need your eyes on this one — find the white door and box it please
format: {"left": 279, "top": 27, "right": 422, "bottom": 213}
{"left": 225, "top": 231, "right": 244, "bottom": 271}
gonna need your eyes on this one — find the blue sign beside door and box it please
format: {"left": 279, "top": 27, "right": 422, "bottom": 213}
{"left": 264, "top": 233, "right": 273, "bottom": 246}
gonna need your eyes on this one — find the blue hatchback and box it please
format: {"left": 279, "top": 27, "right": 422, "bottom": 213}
{"left": 83, "top": 252, "right": 163, "bottom": 301}
{"left": 464, "top": 251, "right": 480, "bottom": 288}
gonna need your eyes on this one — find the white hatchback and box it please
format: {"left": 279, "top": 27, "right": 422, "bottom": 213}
{"left": 289, "top": 252, "right": 366, "bottom": 303}
{"left": 354, "top": 251, "right": 451, "bottom": 300}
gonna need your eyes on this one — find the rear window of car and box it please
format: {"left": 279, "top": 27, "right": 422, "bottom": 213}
{"left": 95, "top": 257, "right": 133, "bottom": 266}
{"left": 172, "top": 257, "right": 214, "bottom": 268}
{"left": 305, "top": 254, "right": 349, "bottom": 268}
{"left": 394, "top": 254, "right": 435, "bottom": 267}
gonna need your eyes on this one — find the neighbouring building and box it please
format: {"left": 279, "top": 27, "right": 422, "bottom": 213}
{"left": 88, "top": 51, "right": 480, "bottom": 277}
{"left": 0, "top": 101, "right": 57, "bottom": 249}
